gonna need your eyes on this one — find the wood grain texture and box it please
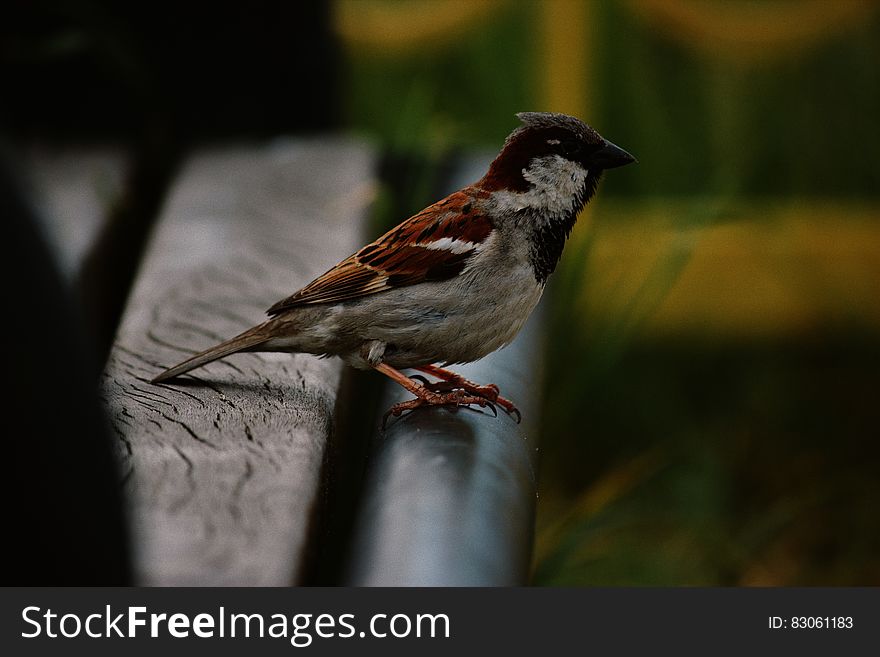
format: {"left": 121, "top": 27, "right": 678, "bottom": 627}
{"left": 102, "top": 139, "right": 376, "bottom": 585}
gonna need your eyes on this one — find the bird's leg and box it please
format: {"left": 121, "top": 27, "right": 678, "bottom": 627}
{"left": 415, "top": 364, "right": 500, "bottom": 398}
{"left": 415, "top": 364, "right": 521, "bottom": 423}
{"left": 373, "top": 363, "right": 497, "bottom": 426}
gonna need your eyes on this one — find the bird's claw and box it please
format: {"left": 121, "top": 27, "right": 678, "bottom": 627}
{"left": 382, "top": 387, "right": 516, "bottom": 428}
{"left": 494, "top": 397, "right": 521, "bottom": 423}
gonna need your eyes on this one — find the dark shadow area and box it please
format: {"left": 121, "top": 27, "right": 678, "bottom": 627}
{"left": 2, "top": 1, "right": 337, "bottom": 141}
{"left": 2, "top": 156, "right": 130, "bottom": 584}
{"left": 304, "top": 368, "right": 383, "bottom": 586}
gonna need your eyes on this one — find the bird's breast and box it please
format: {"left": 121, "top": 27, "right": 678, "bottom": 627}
{"left": 341, "top": 252, "right": 543, "bottom": 368}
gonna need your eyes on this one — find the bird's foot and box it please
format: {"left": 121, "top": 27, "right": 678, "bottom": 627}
{"left": 430, "top": 381, "right": 520, "bottom": 423}
{"left": 382, "top": 388, "right": 498, "bottom": 428}
{"left": 412, "top": 368, "right": 521, "bottom": 423}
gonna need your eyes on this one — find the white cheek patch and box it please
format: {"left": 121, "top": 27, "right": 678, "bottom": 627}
{"left": 523, "top": 154, "right": 587, "bottom": 188}
{"left": 515, "top": 155, "right": 589, "bottom": 215}
{"left": 420, "top": 236, "right": 479, "bottom": 254}
{"left": 483, "top": 154, "right": 590, "bottom": 223}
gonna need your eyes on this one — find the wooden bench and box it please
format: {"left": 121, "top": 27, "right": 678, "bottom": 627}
{"left": 30, "top": 140, "right": 543, "bottom": 585}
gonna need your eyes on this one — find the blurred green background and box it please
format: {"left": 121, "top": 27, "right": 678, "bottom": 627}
{"left": 337, "top": 0, "right": 880, "bottom": 585}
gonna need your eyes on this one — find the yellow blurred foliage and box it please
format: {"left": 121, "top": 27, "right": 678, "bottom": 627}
{"left": 578, "top": 201, "right": 880, "bottom": 338}
{"left": 627, "top": 0, "right": 877, "bottom": 64}
{"left": 334, "top": 0, "right": 503, "bottom": 53}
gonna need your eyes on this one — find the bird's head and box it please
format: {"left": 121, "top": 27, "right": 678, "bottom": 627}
{"left": 481, "top": 112, "right": 636, "bottom": 194}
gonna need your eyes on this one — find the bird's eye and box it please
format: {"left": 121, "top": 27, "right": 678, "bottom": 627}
{"left": 561, "top": 140, "right": 581, "bottom": 156}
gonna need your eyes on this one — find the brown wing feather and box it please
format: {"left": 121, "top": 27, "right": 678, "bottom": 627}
{"left": 267, "top": 188, "right": 492, "bottom": 316}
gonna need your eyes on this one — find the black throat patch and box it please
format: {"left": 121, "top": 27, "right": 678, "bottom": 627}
{"left": 527, "top": 171, "right": 601, "bottom": 285}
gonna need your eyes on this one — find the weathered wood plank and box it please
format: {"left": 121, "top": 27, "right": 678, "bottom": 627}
{"left": 102, "top": 139, "right": 375, "bottom": 585}
{"left": 342, "top": 156, "right": 544, "bottom": 586}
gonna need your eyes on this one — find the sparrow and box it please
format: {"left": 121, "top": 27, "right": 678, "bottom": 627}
{"left": 151, "top": 112, "right": 635, "bottom": 423}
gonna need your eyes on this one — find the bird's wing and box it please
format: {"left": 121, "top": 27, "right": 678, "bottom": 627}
{"left": 267, "top": 188, "right": 493, "bottom": 315}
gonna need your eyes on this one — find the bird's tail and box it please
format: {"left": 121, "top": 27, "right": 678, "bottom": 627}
{"left": 150, "top": 324, "right": 271, "bottom": 384}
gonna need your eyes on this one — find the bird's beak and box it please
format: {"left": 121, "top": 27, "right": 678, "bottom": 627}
{"left": 591, "top": 140, "right": 637, "bottom": 169}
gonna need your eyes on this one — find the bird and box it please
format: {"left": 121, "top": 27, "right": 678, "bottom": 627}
{"left": 151, "top": 112, "right": 635, "bottom": 423}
